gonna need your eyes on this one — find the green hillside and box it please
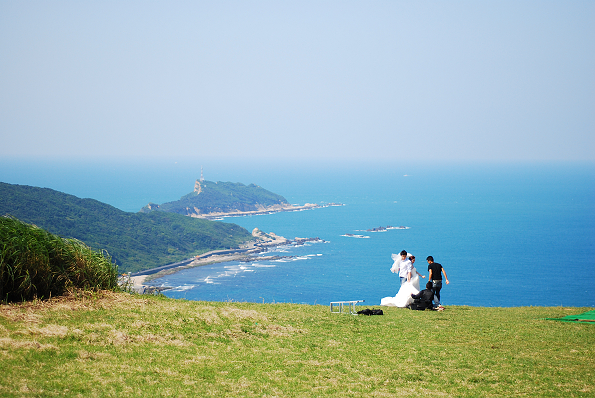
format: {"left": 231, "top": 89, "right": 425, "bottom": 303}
{"left": 0, "top": 216, "right": 118, "bottom": 301}
{"left": 1, "top": 293, "right": 593, "bottom": 397}
{"left": 141, "top": 180, "right": 289, "bottom": 216}
{"left": 0, "top": 182, "right": 252, "bottom": 273}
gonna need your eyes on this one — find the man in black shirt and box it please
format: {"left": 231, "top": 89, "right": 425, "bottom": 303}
{"left": 427, "top": 256, "right": 449, "bottom": 308}
{"left": 409, "top": 282, "right": 435, "bottom": 310}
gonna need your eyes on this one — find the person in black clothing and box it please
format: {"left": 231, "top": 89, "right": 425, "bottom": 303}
{"left": 427, "top": 256, "right": 449, "bottom": 307}
{"left": 409, "top": 282, "right": 435, "bottom": 310}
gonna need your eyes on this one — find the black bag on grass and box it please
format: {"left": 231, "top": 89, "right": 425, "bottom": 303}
{"left": 357, "top": 308, "right": 384, "bottom": 315}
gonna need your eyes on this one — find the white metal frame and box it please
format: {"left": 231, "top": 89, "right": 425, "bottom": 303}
{"left": 329, "top": 300, "right": 364, "bottom": 315}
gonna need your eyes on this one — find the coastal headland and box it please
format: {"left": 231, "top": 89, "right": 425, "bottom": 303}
{"left": 126, "top": 179, "right": 340, "bottom": 290}
{"left": 140, "top": 178, "right": 343, "bottom": 220}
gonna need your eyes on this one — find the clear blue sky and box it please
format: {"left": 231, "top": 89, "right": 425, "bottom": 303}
{"left": 1, "top": 1, "right": 593, "bottom": 163}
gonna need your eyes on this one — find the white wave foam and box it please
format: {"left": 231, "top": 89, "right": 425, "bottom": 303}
{"left": 170, "top": 284, "right": 196, "bottom": 292}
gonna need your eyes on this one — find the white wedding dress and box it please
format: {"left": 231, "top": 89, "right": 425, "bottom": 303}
{"left": 382, "top": 253, "right": 422, "bottom": 308}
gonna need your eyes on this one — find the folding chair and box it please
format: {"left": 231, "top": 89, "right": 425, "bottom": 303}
{"left": 329, "top": 300, "right": 364, "bottom": 315}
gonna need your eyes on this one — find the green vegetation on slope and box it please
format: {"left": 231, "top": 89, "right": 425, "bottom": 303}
{"left": 141, "top": 180, "right": 289, "bottom": 216}
{"left": 0, "top": 292, "right": 593, "bottom": 397}
{"left": 0, "top": 216, "right": 118, "bottom": 302}
{"left": 0, "top": 182, "right": 253, "bottom": 273}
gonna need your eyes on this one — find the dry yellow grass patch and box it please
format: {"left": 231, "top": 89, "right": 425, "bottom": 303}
{"left": 0, "top": 336, "right": 58, "bottom": 351}
{"left": 261, "top": 323, "right": 306, "bottom": 337}
{"left": 0, "top": 289, "right": 149, "bottom": 318}
{"left": 0, "top": 290, "right": 200, "bottom": 351}
{"left": 220, "top": 306, "right": 267, "bottom": 321}
{"left": 20, "top": 324, "right": 69, "bottom": 337}
{"left": 0, "top": 306, "right": 43, "bottom": 325}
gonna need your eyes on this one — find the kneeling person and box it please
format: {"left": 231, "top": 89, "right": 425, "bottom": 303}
{"left": 409, "top": 282, "right": 435, "bottom": 310}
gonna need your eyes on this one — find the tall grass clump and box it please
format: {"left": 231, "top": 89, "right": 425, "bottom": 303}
{"left": 0, "top": 216, "right": 118, "bottom": 302}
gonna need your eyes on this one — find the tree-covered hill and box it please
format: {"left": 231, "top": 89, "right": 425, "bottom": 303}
{"left": 141, "top": 180, "right": 290, "bottom": 216}
{"left": 0, "top": 182, "right": 252, "bottom": 273}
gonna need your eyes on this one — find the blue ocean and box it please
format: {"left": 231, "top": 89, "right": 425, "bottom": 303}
{"left": 2, "top": 159, "right": 594, "bottom": 307}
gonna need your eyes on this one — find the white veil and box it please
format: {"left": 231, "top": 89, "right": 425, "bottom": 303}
{"left": 390, "top": 252, "right": 413, "bottom": 273}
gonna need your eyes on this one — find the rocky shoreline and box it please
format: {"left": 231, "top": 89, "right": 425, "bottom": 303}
{"left": 121, "top": 229, "right": 325, "bottom": 294}
{"left": 122, "top": 198, "right": 339, "bottom": 293}
{"left": 192, "top": 202, "right": 343, "bottom": 220}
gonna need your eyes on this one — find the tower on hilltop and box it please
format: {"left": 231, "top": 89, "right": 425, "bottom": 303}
{"left": 200, "top": 166, "right": 204, "bottom": 182}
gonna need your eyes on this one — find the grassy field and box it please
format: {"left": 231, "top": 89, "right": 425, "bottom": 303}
{"left": 0, "top": 291, "right": 593, "bottom": 397}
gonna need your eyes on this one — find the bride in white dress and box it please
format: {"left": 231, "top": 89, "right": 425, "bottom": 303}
{"left": 381, "top": 254, "right": 426, "bottom": 307}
